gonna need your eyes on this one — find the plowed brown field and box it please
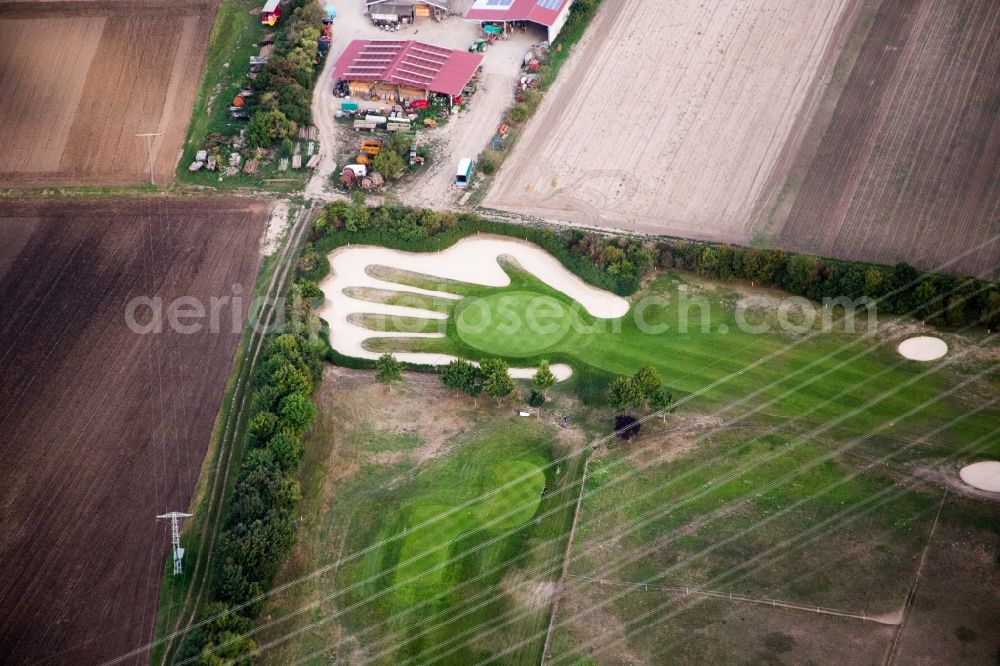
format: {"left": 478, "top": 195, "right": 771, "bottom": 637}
{"left": 766, "top": 0, "right": 1000, "bottom": 279}
{"left": 0, "top": 197, "right": 268, "bottom": 664}
{"left": 0, "top": 0, "right": 216, "bottom": 187}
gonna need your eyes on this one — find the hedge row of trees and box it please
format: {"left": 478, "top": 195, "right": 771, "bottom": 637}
{"left": 658, "top": 240, "right": 1000, "bottom": 329}
{"left": 180, "top": 285, "right": 325, "bottom": 664}
{"left": 246, "top": 0, "right": 325, "bottom": 149}
{"left": 305, "top": 202, "right": 999, "bottom": 330}
{"left": 301, "top": 202, "right": 654, "bottom": 295}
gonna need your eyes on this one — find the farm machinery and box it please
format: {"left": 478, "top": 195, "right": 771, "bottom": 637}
{"left": 339, "top": 164, "right": 384, "bottom": 191}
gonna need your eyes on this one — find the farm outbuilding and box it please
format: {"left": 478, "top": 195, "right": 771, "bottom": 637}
{"left": 331, "top": 39, "right": 483, "bottom": 105}
{"left": 261, "top": 0, "right": 281, "bottom": 25}
{"left": 366, "top": 0, "right": 450, "bottom": 23}
{"left": 464, "top": 0, "right": 574, "bottom": 42}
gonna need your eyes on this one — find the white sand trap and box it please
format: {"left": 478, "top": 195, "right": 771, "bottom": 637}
{"left": 315, "top": 235, "right": 630, "bottom": 380}
{"left": 959, "top": 461, "right": 1000, "bottom": 493}
{"left": 897, "top": 336, "right": 948, "bottom": 361}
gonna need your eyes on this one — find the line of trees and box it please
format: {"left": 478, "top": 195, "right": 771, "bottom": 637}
{"left": 180, "top": 283, "right": 325, "bottom": 664}
{"left": 439, "top": 358, "right": 515, "bottom": 405}
{"left": 246, "top": 0, "right": 325, "bottom": 149}
{"left": 303, "top": 202, "right": 656, "bottom": 295}
{"left": 658, "top": 241, "right": 1000, "bottom": 329}
{"left": 305, "top": 202, "right": 999, "bottom": 331}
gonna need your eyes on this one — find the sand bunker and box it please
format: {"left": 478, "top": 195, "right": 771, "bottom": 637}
{"left": 315, "top": 235, "right": 630, "bottom": 380}
{"left": 897, "top": 336, "right": 948, "bottom": 361}
{"left": 959, "top": 461, "right": 1000, "bottom": 493}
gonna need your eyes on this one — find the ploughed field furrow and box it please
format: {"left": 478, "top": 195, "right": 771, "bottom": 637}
{"left": 778, "top": 0, "right": 1000, "bottom": 278}
{"left": 0, "top": 198, "right": 267, "bottom": 665}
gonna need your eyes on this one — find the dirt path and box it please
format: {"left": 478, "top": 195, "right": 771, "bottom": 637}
{"left": 882, "top": 490, "right": 947, "bottom": 664}
{"left": 567, "top": 575, "right": 903, "bottom": 626}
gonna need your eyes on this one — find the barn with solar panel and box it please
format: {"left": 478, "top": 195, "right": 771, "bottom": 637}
{"left": 464, "top": 0, "right": 575, "bottom": 42}
{"left": 331, "top": 40, "right": 485, "bottom": 106}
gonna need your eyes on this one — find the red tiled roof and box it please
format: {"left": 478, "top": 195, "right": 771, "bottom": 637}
{"left": 330, "top": 40, "right": 484, "bottom": 97}
{"left": 464, "top": 0, "right": 572, "bottom": 27}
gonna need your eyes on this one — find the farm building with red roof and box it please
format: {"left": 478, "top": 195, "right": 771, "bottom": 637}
{"left": 464, "top": 0, "right": 575, "bottom": 41}
{"left": 330, "top": 39, "right": 484, "bottom": 104}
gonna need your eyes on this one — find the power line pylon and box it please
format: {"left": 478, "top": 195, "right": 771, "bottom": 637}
{"left": 157, "top": 512, "right": 193, "bottom": 575}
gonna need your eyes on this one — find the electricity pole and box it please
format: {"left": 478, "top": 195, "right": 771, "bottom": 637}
{"left": 136, "top": 132, "right": 163, "bottom": 185}
{"left": 157, "top": 512, "right": 193, "bottom": 575}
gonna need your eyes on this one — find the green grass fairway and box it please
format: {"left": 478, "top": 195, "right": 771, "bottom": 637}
{"left": 362, "top": 265, "right": 999, "bottom": 463}
{"left": 325, "top": 411, "right": 579, "bottom": 666}
{"left": 393, "top": 459, "right": 545, "bottom": 606}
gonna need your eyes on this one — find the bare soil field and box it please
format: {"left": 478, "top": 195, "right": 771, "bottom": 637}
{"left": 763, "top": 0, "right": 1000, "bottom": 280}
{"left": 0, "top": 196, "right": 268, "bottom": 664}
{"left": 0, "top": 0, "right": 216, "bottom": 187}
{"left": 483, "top": 0, "right": 858, "bottom": 241}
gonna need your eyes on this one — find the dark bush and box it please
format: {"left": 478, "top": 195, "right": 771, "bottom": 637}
{"left": 614, "top": 415, "right": 641, "bottom": 440}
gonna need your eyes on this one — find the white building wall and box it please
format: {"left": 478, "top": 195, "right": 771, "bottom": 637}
{"left": 547, "top": 0, "right": 574, "bottom": 42}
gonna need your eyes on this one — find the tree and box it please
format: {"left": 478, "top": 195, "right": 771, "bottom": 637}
{"left": 440, "top": 359, "right": 483, "bottom": 404}
{"left": 277, "top": 391, "right": 315, "bottom": 432}
{"left": 296, "top": 279, "right": 323, "bottom": 300}
{"left": 388, "top": 131, "right": 413, "bottom": 157}
{"left": 481, "top": 358, "right": 514, "bottom": 406}
{"left": 632, "top": 365, "right": 661, "bottom": 401}
{"left": 375, "top": 353, "right": 403, "bottom": 390}
{"left": 271, "top": 362, "right": 313, "bottom": 400}
{"left": 913, "top": 280, "right": 939, "bottom": 320}
{"left": 784, "top": 254, "right": 821, "bottom": 295}
{"left": 373, "top": 148, "right": 406, "bottom": 179}
{"left": 246, "top": 110, "right": 295, "bottom": 149}
{"left": 531, "top": 360, "right": 557, "bottom": 400}
{"left": 608, "top": 375, "right": 643, "bottom": 415}
{"left": 186, "top": 603, "right": 257, "bottom": 666}
{"left": 267, "top": 433, "right": 304, "bottom": 472}
{"left": 227, "top": 450, "right": 300, "bottom": 528}
{"left": 648, "top": 386, "right": 676, "bottom": 422}
{"left": 246, "top": 410, "right": 279, "bottom": 449}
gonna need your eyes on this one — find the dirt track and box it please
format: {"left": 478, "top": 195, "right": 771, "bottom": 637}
{"left": 483, "top": 0, "right": 855, "bottom": 241}
{"left": 0, "top": 197, "right": 267, "bottom": 664}
{"left": 0, "top": 1, "right": 215, "bottom": 187}
{"left": 765, "top": 0, "right": 1000, "bottom": 279}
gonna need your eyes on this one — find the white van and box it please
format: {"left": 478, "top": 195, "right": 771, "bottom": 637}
{"left": 455, "top": 158, "right": 473, "bottom": 188}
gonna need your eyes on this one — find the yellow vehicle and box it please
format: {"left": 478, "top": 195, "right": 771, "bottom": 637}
{"left": 360, "top": 138, "right": 383, "bottom": 157}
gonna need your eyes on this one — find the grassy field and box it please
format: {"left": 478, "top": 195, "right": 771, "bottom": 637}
{"left": 172, "top": 0, "right": 310, "bottom": 193}
{"left": 362, "top": 264, "right": 1000, "bottom": 464}
{"left": 255, "top": 370, "right": 593, "bottom": 665}
{"left": 176, "top": 0, "right": 262, "bottom": 182}
{"left": 548, "top": 429, "right": 1000, "bottom": 664}
{"left": 267, "top": 251, "right": 998, "bottom": 664}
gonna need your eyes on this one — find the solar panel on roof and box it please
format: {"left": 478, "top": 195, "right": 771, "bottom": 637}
{"left": 536, "top": 0, "right": 563, "bottom": 9}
